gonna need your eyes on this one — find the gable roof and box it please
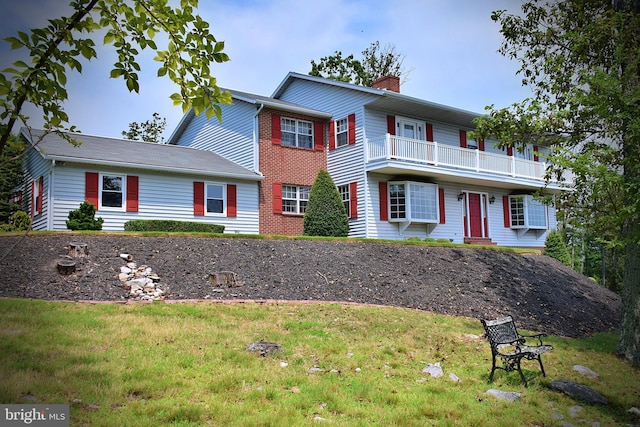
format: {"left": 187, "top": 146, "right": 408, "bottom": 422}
{"left": 167, "top": 88, "right": 331, "bottom": 145}
{"left": 23, "top": 128, "right": 263, "bottom": 181}
{"left": 272, "top": 72, "right": 480, "bottom": 129}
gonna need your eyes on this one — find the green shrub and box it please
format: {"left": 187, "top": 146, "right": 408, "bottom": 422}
{"left": 544, "top": 230, "right": 571, "bottom": 266}
{"left": 124, "top": 219, "right": 225, "bottom": 233}
{"left": 12, "top": 210, "right": 31, "bottom": 231}
{"left": 303, "top": 170, "right": 349, "bottom": 237}
{"left": 0, "top": 223, "right": 15, "bottom": 233}
{"left": 66, "top": 201, "right": 104, "bottom": 231}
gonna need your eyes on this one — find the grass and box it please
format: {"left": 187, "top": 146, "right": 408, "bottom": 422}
{"left": 0, "top": 298, "right": 638, "bottom": 426}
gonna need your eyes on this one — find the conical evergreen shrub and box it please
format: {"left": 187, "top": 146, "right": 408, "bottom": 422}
{"left": 303, "top": 169, "right": 349, "bottom": 237}
{"left": 544, "top": 230, "right": 571, "bottom": 266}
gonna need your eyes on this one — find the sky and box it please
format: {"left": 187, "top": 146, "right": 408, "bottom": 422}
{"left": 0, "top": 0, "right": 530, "bottom": 140}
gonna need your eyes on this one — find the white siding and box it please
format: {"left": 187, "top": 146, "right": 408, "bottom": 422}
{"left": 365, "top": 174, "right": 554, "bottom": 247}
{"left": 50, "top": 164, "right": 259, "bottom": 233}
{"left": 173, "top": 100, "right": 256, "bottom": 170}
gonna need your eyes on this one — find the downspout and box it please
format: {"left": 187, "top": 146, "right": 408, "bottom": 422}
{"left": 253, "top": 103, "right": 264, "bottom": 174}
{"left": 48, "top": 159, "right": 55, "bottom": 230}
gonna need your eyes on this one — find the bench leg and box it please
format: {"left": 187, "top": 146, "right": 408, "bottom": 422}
{"left": 488, "top": 355, "right": 497, "bottom": 382}
{"left": 537, "top": 356, "right": 546, "bottom": 377}
{"left": 516, "top": 358, "right": 528, "bottom": 387}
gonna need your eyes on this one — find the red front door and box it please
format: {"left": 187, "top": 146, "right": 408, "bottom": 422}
{"left": 468, "top": 193, "right": 483, "bottom": 237}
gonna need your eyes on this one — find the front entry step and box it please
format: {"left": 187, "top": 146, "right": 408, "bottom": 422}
{"left": 464, "top": 237, "right": 497, "bottom": 246}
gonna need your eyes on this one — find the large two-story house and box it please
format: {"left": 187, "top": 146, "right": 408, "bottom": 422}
{"left": 169, "top": 72, "right": 569, "bottom": 247}
{"left": 20, "top": 72, "right": 569, "bottom": 248}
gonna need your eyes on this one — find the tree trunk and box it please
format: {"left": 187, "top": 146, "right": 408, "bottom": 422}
{"left": 617, "top": 231, "right": 640, "bottom": 365}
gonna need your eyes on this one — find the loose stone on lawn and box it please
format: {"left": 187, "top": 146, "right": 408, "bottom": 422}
{"left": 573, "top": 365, "right": 599, "bottom": 379}
{"left": 422, "top": 362, "right": 443, "bottom": 378}
{"left": 246, "top": 341, "right": 283, "bottom": 357}
{"left": 485, "top": 389, "right": 522, "bottom": 402}
{"left": 549, "top": 380, "right": 608, "bottom": 405}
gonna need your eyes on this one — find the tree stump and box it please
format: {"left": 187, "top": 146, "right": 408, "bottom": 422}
{"left": 68, "top": 242, "right": 88, "bottom": 258}
{"left": 57, "top": 259, "right": 76, "bottom": 275}
{"left": 209, "top": 271, "right": 237, "bottom": 287}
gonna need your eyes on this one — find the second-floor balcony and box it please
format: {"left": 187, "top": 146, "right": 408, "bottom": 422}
{"left": 366, "top": 134, "right": 572, "bottom": 189}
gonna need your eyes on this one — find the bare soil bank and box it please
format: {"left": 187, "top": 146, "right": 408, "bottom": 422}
{"left": 0, "top": 234, "right": 621, "bottom": 338}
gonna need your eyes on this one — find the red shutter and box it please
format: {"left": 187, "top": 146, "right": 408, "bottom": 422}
{"left": 37, "top": 176, "right": 43, "bottom": 215}
{"left": 314, "top": 121, "right": 324, "bottom": 151}
{"left": 348, "top": 113, "right": 356, "bottom": 145}
{"left": 503, "top": 195, "right": 510, "bottom": 227}
{"left": 272, "top": 182, "right": 282, "bottom": 214}
{"left": 328, "top": 121, "right": 336, "bottom": 151}
{"left": 387, "top": 115, "right": 395, "bottom": 135}
{"left": 438, "top": 188, "right": 446, "bottom": 224}
{"left": 85, "top": 172, "right": 99, "bottom": 208}
{"left": 349, "top": 181, "right": 358, "bottom": 219}
{"left": 507, "top": 147, "right": 513, "bottom": 156}
{"left": 30, "top": 180, "right": 35, "bottom": 217}
{"left": 379, "top": 182, "right": 388, "bottom": 221}
{"left": 227, "top": 184, "right": 237, "bottom": 217}
{"left": 426, "top": 123, "right": 433, "bottom": 142}
{"left": 533, "top": 145, "right": 539, "bottom": 161}
{"left": 271, "top": 114, "right": 281, "bottom": 145}
{"left": 194, "top": 181, "right": 205, "bottom": 216}
{"left": 126, "top": 175, "right": 139, "bottom": 212}
{"left": 478, "top": 138, "right": 485, "bottom": 151}
{"left": 459, "top": 130, "right": 467, "bottom": 148}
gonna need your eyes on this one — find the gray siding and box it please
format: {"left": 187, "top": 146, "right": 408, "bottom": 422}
{"left": 23, "top": 148, "right": 51, "bottom": 231}
{"left": 174, "top": 100, "right": 257, "bottom": 170}
{"left": 50, "top": 164, "right": 259, "bottom": 233}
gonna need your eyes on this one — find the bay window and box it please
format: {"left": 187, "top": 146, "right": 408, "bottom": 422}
{"left": 509, "top": 195, "right": 547, "bottom": 229}
{"left": 388, "top": 181, "right": 438, "bottom": 223}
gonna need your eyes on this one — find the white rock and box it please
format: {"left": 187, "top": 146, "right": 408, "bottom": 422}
{"left": 307, "top": 366, "right": 324, "bottom": 374}
{"left": 422, "top": 362, "right": 443, "bottom": 378}
{"left": 449, "top": 373, "right": 460, "bottom": 382}
{"left": 119, "top": 273, "right": 131, "bottom": 282}
{"left": 120, "top": 266, "right": 132, "bottom": 274}
{"left": 126, "top": 262, "right": 137, "bottom": 269}
{"left": 280, "top": 362, "right": 288, "bottom": 368}
{"left": 486, "top": 389, "right": 522, "bottom": 402}
{"left": 573, "top": 365, "right": 598, "bottom": 378}
{"left": 628, "top": 407, "right": 640, "bottom": 415}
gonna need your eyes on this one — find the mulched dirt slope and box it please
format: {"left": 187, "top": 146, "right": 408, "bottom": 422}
{"left": 0, "top": 234, "right": 621, "bottom": 338}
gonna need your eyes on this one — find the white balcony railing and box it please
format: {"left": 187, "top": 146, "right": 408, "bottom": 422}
{"left": 366, "top": 134, "right": 570, "bottom": 184}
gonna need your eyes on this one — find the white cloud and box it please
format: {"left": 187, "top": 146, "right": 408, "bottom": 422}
{"left": 0, "top": 0, "right": 531, "bottom": 139}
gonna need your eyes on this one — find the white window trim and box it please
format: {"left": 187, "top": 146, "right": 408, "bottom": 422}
{"left": 282, "top": 185, "right": 310, "bottom": 215}
{"left": 205, "top": 182, "right": 227, "bottom": 216}
{"left": 509, "top": 195, "right": 548, "bottom": 230}
{"left": 99, "top": 173, "right": 125, "bottom": 211}
{"left": 33, "top": 178, "right": 41, "bottom": 216}
{"left": 281, "top": 117, "right": 314, "bottom": 149}
{"left": 335, "top": 117, "right": 349, "bottom": 148}
{"left": 388, "top": 180, "right": 439, "bottom": 224}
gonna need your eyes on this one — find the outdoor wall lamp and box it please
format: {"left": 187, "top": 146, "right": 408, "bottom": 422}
{"left": 457, "top": 193, "right": 464, "bottom": 201}
{"left": 489, "top": 195, "right": 496, "bottom": 204}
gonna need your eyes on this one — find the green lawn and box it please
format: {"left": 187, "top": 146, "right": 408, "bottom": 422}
{"left": 0, "top": 298, "right": 637, "bottom": 426}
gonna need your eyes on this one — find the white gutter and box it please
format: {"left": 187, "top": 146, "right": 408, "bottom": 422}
{"left": 253, "top": 103, "right": 265, "bottom": 174}
{"left": 46, "top": 156, "right": 264, "bottom": 181}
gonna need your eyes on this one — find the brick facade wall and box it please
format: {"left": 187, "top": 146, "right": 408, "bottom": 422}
{"left": 258, "top": 108, "right": 327, "bottom": 235}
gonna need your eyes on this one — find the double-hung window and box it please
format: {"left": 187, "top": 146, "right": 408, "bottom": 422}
{"left": 282, "top": 185, "right": 310, "bottom": 214}
{"left": 338, "top": 184, "right": 350, "bottom": 217}
{"left": 206, "top": 184, "right": 224, "bottom": 214}
{"left": 335, "top": 118, "right": 348, "bottom": 147}
{"left": 101, "top": 174, "right": 124, "bottom": 209}
{"left": 281, "top": 118, "right": 313, "bottom": 149}
{"left": 509, "top": 195, "right": 547, "bottom": 229}
{"left": 389, "top": 181, "right": 438, "bottom": 222}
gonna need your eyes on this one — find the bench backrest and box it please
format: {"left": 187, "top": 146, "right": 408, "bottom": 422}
{"left": 481, "top": 316, "right": 520, "bottom": 351}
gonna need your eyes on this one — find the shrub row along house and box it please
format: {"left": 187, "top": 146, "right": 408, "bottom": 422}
{"left": 20, "top": 72, "right": 571, "bottom": 247}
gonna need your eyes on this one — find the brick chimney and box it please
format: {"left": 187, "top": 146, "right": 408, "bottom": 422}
{"left": 372, "top": 75, "right": 400, "bottom": 93}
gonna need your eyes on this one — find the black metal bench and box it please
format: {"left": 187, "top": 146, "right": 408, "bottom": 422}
{"left": 481, "top": 315, "right": 553, "bottom": 387}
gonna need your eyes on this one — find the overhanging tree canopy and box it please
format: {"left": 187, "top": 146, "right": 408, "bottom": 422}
{"left": 473, "top": 0, "right": 640, "bottom": 364}
{"left": 0, "top": 0, "right": 231, "bottom": 156}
